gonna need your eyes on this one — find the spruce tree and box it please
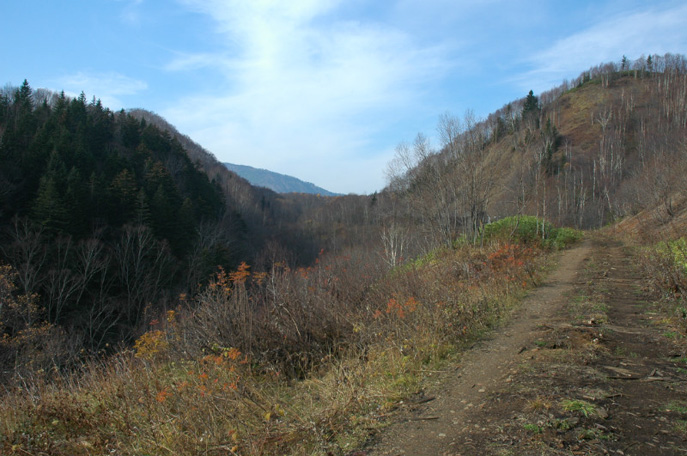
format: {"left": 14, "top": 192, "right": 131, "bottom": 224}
{"left": 522, "top": 90, "right": 540, "bottom": 128}
{"left": 32, "top": 176, "right": 68, "bottom": 233}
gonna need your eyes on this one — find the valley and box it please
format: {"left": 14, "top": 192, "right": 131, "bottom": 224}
{"left": 2, "top": 55, "right": 687, "bottom": 455}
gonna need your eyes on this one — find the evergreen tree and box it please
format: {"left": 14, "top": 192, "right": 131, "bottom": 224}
{"left": 522, "top": 90, "right": 540, "bottom": 128}
{"left": 109, "top": 168, "right": 138, "bottom": 225}
{"left": 32, "top": 176, "right": 68, "bottom": 233}
{"left": 64, "top": 167, "right": 88, "bottom": 235}
{"left": 0, "top": 91, "right": 11, "bottom": 125}
{"left": 522, "top": 90, "right": 539, "bottom": 115}
{"left": 15, "top": 80, "right": 33, "bottom": 111}
{"left": 134, "top": 188, "right": 152, "bottom": 227}
{"left": 175, "top": 197, "right": 197, "bottom": 255}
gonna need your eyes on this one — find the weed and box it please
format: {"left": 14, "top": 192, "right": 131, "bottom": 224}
{"left": 644, "top": 238, "right": 687, "bottom": 334}
{"left": 578, "top": 427, "right": 611, "bottom": 440}
{"left": 676, "top": 420, "right": 687, "bottom": 435}
{"left": 526, "top": 396, "right": 552, "bottom": 412}
{"left": 561, "top": 399, "right": 597, "bottom": 417}
{"left": 666, "top": 401, "right": 687, "bottom": 414}
{"left": 551, "top": 418, "right": 575, "bottom": 431}
{"left": 523, "top": 423, "right": 543, "bottom": 434}
{"left": 613, "top": 345, "right": 638, "bottom": 359}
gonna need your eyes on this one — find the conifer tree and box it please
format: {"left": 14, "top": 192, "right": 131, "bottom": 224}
{"left": 32, "top": 176, "right": 68, "bottom": 233}
{"left": 522, "top": 90, "right": 540, "bottom": 128}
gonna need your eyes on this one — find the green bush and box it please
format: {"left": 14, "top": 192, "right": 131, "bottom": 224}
{"left": 482, "top": 216, "right": 582, "bottom": 249}
{"left": 550, "top": 227, "right": 583, "bottom": 250}
{"left": 483, "top": 216, "right": 550, "bottom": 245}
{"left": 657, "top": 238, "right": 687, "bottom": 274}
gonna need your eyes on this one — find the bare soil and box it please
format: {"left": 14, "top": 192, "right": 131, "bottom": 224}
{"left": 361, "top": 234, "right": 687, "bottom": 455}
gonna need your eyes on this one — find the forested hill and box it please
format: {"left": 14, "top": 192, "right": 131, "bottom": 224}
{"left": 0, "top": 81, "right": 236, "bottom": 352}
{"left": 0, "top": 83, "right": 226, "bottom": 252}
{"left": 223, "top": 162, "right": 339, "bottom": 196}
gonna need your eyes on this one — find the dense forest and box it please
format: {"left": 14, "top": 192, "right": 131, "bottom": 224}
{"left": 0, "top": 82, "right": 241, "bottom": 369}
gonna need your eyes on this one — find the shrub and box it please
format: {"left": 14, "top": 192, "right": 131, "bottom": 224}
{"left": 0, "top": 264, "right": 73, "bottom": 382}
{"left": 482, "top": 216, "right": 582, "bottom": 249}
{"left": 483, "top": 216, "right": 552, "bottom": 245}
{"left": 0, "top": 234, "right": 555, "bottom": 455}
{"left": 658, "top": 238, "right": 687, "bottom": 274}
{"left": 645, "top": 237, "right": 687, "bottom": 333}
{"left": 550, "top": 227, "right": 584, "bottom": 250}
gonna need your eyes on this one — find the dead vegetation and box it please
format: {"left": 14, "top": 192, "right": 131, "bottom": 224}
{"left": 1, "top": 230, "right": 561, "bottom": 455}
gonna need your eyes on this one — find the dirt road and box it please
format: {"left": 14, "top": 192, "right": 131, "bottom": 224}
{"left": 365, "top": 235, "right": 687, "bottom": 455}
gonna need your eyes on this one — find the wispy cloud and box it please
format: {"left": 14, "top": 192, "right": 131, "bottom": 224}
{"left": 518, "top": 3, "right": 687, "bottom": 92}
{"left": 163, "top": 0, "right": 455, "bottom": 193}
{"left": 115, "top": 0, "right": 145, "bottom": 26}
{"left": 52, "top": 72, "right": 148, "bottom": 110}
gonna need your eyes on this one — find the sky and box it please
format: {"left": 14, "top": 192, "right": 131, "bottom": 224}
{"left": 2, "top": 0, "right": 687, "bottom": 195}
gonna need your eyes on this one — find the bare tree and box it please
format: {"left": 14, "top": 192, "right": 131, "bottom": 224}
{"left": 113, "top": 225, "right": 175, "bottom": 326}
{"left": 44, "top": 236, "right": 81, "bottom": 323}
{"left": 2, "top": 217, "right": 47, "bottom": 294}
{"left": 380, "top": 222, "right": 408, "bottom": 268}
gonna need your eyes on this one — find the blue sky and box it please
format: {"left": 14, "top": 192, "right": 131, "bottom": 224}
{"left": 3, "top": 0, "right": 687, "bottom": 194}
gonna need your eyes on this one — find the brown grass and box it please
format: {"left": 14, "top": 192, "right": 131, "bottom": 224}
{"left": 1, "top": 240, "right": 552, "bottom": 455}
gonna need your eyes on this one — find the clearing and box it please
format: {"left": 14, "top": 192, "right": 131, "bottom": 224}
{"left": 363, "top": 234, "right": 687, "bottom": 455}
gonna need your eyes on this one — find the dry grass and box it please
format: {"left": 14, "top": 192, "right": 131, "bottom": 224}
{"left": 1, "top": 240, "right": 552, "bottom": 455}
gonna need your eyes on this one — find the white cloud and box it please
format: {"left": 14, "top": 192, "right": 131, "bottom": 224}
{"left": 163, "top": 0, "right": 454, "bottom": 193}
{"left": 52, "top": 72, "right": 148, "bottom": 110}
{"left": 519, "top": 3, "right": 687, "bottom": 92}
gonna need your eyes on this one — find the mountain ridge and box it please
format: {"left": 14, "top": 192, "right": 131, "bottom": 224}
{"left": 223, "top": 162, "right": 339, "bottom": 196}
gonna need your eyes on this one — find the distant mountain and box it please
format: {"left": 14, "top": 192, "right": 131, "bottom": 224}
{"left": 223, "top": 163, "right": 339, "bottom": 196}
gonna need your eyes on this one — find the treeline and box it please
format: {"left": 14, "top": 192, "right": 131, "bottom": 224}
{"left": 0, "top": 81, "right": 240, "bottom": 372}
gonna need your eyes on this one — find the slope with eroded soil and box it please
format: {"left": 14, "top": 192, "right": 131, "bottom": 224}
{"left": 364, "top": 235, "right": 687, "bottom": 455}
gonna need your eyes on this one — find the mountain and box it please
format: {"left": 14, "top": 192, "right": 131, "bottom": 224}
{"left": 223, "top": 162, "right": 339, "bottom": 196}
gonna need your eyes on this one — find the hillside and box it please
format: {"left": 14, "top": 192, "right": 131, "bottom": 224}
{"left": 0, "top": 85, "right": 331, "bottom": 366}
{"left": 383, "top": 53, "right": 687, "bottom": 250}
{"left": 223, "top": 162, "right": 338, "bottom": 196}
